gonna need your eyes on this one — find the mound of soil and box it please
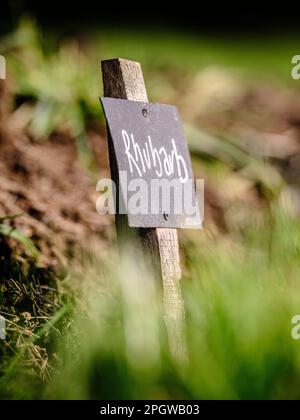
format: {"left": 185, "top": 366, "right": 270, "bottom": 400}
{"left": 0, "top": 80, "right": 112, "bottom": 267}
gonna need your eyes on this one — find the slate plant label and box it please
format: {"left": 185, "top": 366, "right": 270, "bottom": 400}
{"left": 101, "top": 97, "right": 201, "bottom": 229}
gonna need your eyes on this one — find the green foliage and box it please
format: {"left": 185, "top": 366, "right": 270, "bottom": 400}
{"left": 2, "top": 18, "right": 298, "bottom": 142}
{"left": 0, "top": 210, "right": 299, "bottom": 400}
{"left": 2, "top": 18, "right": 101, "bottom": 139}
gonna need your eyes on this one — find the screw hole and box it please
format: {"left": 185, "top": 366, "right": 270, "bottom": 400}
{"left": 142, "top": 108, "right": 148, "bottom": 118}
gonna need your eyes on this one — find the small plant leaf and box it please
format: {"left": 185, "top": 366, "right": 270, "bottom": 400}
{"left": 0, "top": 224, "right": 40, "bottom": 259}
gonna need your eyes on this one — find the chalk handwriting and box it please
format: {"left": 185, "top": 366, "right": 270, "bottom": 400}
{"left": 122, "top": 129, "right": 188, "bottom": 183}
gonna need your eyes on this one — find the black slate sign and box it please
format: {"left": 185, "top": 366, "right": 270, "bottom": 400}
{"left": 101, "top": 97, "right": 201, "bottom": 229}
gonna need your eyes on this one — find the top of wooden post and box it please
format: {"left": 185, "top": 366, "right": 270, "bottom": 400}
{"left": 101, "top": 58, "right": 148, "bottom": 102}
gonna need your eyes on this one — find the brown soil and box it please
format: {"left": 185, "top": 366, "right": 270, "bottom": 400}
{"left": 0, "top": 80, "right": 113, "bottom": 268}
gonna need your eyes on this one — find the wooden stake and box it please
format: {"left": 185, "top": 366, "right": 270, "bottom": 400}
{"left": 101, "top": 58, "right": 186, "bottom": 361}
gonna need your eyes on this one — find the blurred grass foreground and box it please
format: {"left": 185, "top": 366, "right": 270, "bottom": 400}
{"left": 1, "top": 19, "right": 300, "bottom": 400}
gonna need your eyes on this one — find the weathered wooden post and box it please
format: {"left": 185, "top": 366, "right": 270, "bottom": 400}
{"left": 101, "top": 58, "right": 199, "bottom": 361}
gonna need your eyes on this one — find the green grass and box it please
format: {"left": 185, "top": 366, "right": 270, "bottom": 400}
{"left": 97, "top": 28, "right": 300, "bottom": 83}
{"left": 1, "top": 208, "right": 300, "bottom": 400}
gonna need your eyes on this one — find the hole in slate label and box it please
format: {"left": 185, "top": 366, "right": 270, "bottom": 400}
{"left": 163, "top": 212, "right": 169, "bottom": 221}
{"left": 142, "top": 108, "right": 148, "bottom": 118}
